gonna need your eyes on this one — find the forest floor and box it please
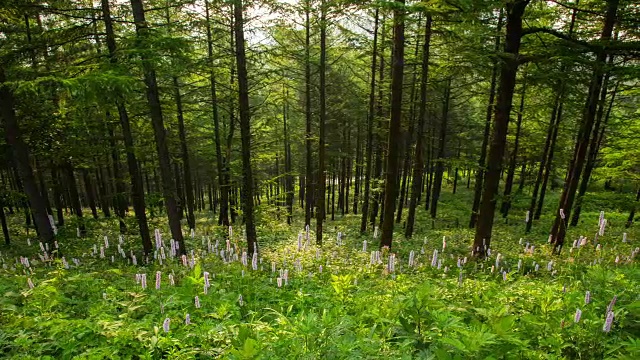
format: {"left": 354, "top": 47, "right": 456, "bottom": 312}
{"left": 1, "top": 184, "right": 639, "bottom": 359}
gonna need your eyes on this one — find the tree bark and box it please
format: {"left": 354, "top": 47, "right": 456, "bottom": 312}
{"left": 304, "top": 0, "right": 314, "bottom": 227}
{"left": 173, "top": 77, "right": 196, "bottom": 229}
{"left": 82, "top": 169, "right": 99, "bottom": 219}
{"left": 473, "top": 0, "right": 529, "bottom": 257}
{"left": 129, "top": 0, "right": 186, "bottom": 255}
{"left": 233, "top": 0, "right": 258, "bottom": 254}
{"left": 102, "top": 0, "right": 153, "bottom": 253}
{"left": 360, "top": 8, "right": 379, "bottom": 233}
{"left": 570, "top": 69, "right": 617, "bottom": 226}
{"left": 405, "top": 15, "right": 432, "bottom": 238}
{"left": 204, "top": 0, "right": 230, "bottom": 227}
{"left": 430, "top": 78, "right": 452, "bottom": 219}
{"left": 0, "top": 67, "right": 55, "bottom": 246}
{"left": 379, "top": 0, "right": 405, "bottom": 248}
{"left": 549, "top": 0, "right": 619, "bottom": 253}
{"left": 316, "top": 0, "right": 327, "bottom": 245}
{"left": 470, "top": 8, "right": 503, "bottom": 229}
{"left": 500, "top": 78, "right": 526, "bottom": 217}
{"left": 627, "top": 187, "right": 640, "bottom": 228}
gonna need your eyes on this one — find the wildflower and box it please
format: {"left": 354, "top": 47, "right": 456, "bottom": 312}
{"left": 373, "top": 226, "right": 379, "bottom": 239}
{"left": 297, "top": 233, "right": 303, "bottom": 251}
{"left": 141, "top": 273, "right": 147, "bottom": 289}
{"left": 362, "top": 240, "right": 367, "bottom": 252}
{"left": 238, "top": 295, "right": 243, "bottom": 306}
{"left": 431, "top": 250, "right": 438, "bottom": 268}
{"left": 599, "top": 211, "right": 605, "bottom": 228}
{"left": 169, "top": 274, "right": 175, "bottom": 286}
{"left": 615, "top": 256, "right": 620, "bottom": 264}
{"left": 388, "top": 254, "right": 395, "bottom": 273}
{"left": 228, "top": 226, "right": 233, "bottom": 240}
{"left": 277, "top": 277, "right": 283, "bottom": 288}
{"left": 185, "top": 313, "right": 191, "bottom": 325}
{"left": 190, "top": 228, "right": 195, "bottom": 238}
{"left": 252, "top": 252, "right": 258, "bottom": 271}
{"left": 195, "top": 296, "right": 201, "bottom": 308}
{"left": 104, "top": 236, "right": 109, "bottom": 249}
{"left": 203, "top": 271, "right": 210, "bottom": 288}
{"left": 502, "top": 271, "right": 507, "bottom": 282}
{"left": 547, "top": 261, "right": 553, "bottom": 271}
{"left": 181, "top": 255, "right": 188, "bottom": 267}
{"left": 163, "top": 318, "right": 170, "bottom": 333}
{"left": 622, "top": 233, "right": 627, "bottom": 243}
{"left": 606, "top": 295, "right": 617, "bottom": 314}
{"left": 559, "top": 208, "right": 565, "bottom": 219}
{"left": 574, "top": 309, "right": 582, "bottom": 323}
{"left": 599, "top": 219, "right": 607, "bottom": 236}
{"left": 156, "top": 271, "right": 161, "bottom": 290}
{"left": 534, "top": 263, "right": 539, "bottom": 272}
{"left": 442, "top": 236, "right": 447, "bottom": 252}
{"left": 596, "top": 244, "right": 601, "bottom": 251}
{"left": 585, "top": 291, "right": 591, "bottom": 305}
{"left": 517, "top": 259, "right": 522, "bottom": 271}
{"left": 27, "top": 278, "right": 34, "bottom": 289}
{"left": 603, "top": 311, "right": 614, "bottom": 332}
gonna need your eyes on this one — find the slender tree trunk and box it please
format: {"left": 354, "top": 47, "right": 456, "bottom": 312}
{"left": 204, "top": 0, "right": 229, "bottom": 227}
{"left": 470, "top": 8, "right": 503, "bottom": 228}
{"left": 370, "top": 17, "right": 387, "bottom": 228}
{"left": 501, "top": 78, "right": 526, "bottom": 217}
{"left": 283, "top": 87, "right": 294, "bottom": 225}
{"left": 570, "top": 71, "right": 617, "bottom": 226}
{"left": 233, "top": 0, "right": 258, "bottom": 254}
{"left": 102, "top": 0, "right": 153, "bottom": 253}
{"left": 379, "top": 0, "right": 405, "bottom": 248}
{"left": 130, "top": 0, "right": 186, "bottom": 254}
{"left": 107, "top": 121, "right": 127, "bottom": 233}
{"left": 304, "top": 0, "right": 314, "bottom": 227}
{"left": 35, "top": 158, "right": 53, "bottom": 216}
{"left": 0, "top": 199, "right": 9, "bottom": 245}
{"left": 0, "top": 67, "right": 55, "bottom": 246}
{"left": 360, "top": 9, "right": 379, "bottom": 233}
{"left": 82, "top": 169, "right": 99, "bottom": 219}
{"left": 549, "top": 0, "right": 618, "bottom": 253}
{"left": 173, "top": 77, "right": 196, "bottom": 229}
{"left": 627, "top": 187, "right": 640, "bottom": 228}
{"left": 473, "top": 0, "right": 529, "bottom": 257}
{"left": 51, "top": 167, "right": 65, "bottom": 225}
{"left": 64, "top": 162, "right": 85, "bottom": 236}
{"left": 316, "top": 0, "right": 327, "bottom": 245}
{"left": 430, "top": 78, "right": 452, "bottom": 219}
{"left": 405, "top": 15, "right": 432, "bottom": 238}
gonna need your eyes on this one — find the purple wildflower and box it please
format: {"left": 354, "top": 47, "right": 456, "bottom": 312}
{"left": 603, "top": 311, "right": 614, "bottom": 332}
{"left": 162, "top": 318, "right": 170, "bottom": 333}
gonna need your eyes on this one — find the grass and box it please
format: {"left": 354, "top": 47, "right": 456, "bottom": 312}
{"left": 1, "top": 182, "right": 638, "bottom": 359}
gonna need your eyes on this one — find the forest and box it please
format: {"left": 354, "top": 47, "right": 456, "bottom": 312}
{"left": 0, "top": 0, "right": 639, "bottom": 358}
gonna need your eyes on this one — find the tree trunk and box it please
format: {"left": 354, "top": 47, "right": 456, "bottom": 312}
{"left": 500, "top": 78, "right": 526, "bottom": 217}
{"left": 470, "top": 8, "right": 503, "bottom": 229}
{"left": 473, "top": 0, "right": 529, "bottom": 257}
{"left": 82, "top": 169, "right": 99, "bottom": 219}
{"left": 102, "top": 0, "right": 153, "bottom": 253}
{"left": 233, "top": 0, "right": 258, "bottom": 255}
{"left": 173, "top": 77, "right": 196, "bottom": 229}
{"left": 64, "top": 162, "right": 86, "bottom": 236}
{"left": 0, "top": 67, "right": 55, "bottom": 246}
{"left": 430, "top": 78, "right": 451, "bottom": 219}
{"left": 549, "top": 0, "right": 618, "bottom": 253}
{"left": 129, "top": 0, "right": 186, "bottom": 255}
{"left": 570, "top": 70, "right": 617, "bottom": 226}
{"left": 360, "top": 8, "right": 379, "bottom": 233}
{"left": 204, "top": 0, "right": 229, "bottom": 227}
{"left": 626, "top": 187, "right": 639, "bottom": 228}
{"left": 304, "top": 0, "right": 314, "bottom": 227}
{"left": 405, "top": 15, "right": 432, "bottom": 238}
{"left": 379, "top": 0, "right": 405, "bottom": 248}
{"left": 283, "top": 87, "right": 294, "bottom": 225}
{"left": 316, "top": 0, "right": 327, "bottom": 245}
{"left": 0, "top": 200, "right": 8, "bottom": 245}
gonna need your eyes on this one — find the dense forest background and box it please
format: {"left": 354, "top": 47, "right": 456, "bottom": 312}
{"left": 1, "top": 0, "right": 639, "bottom": 255}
